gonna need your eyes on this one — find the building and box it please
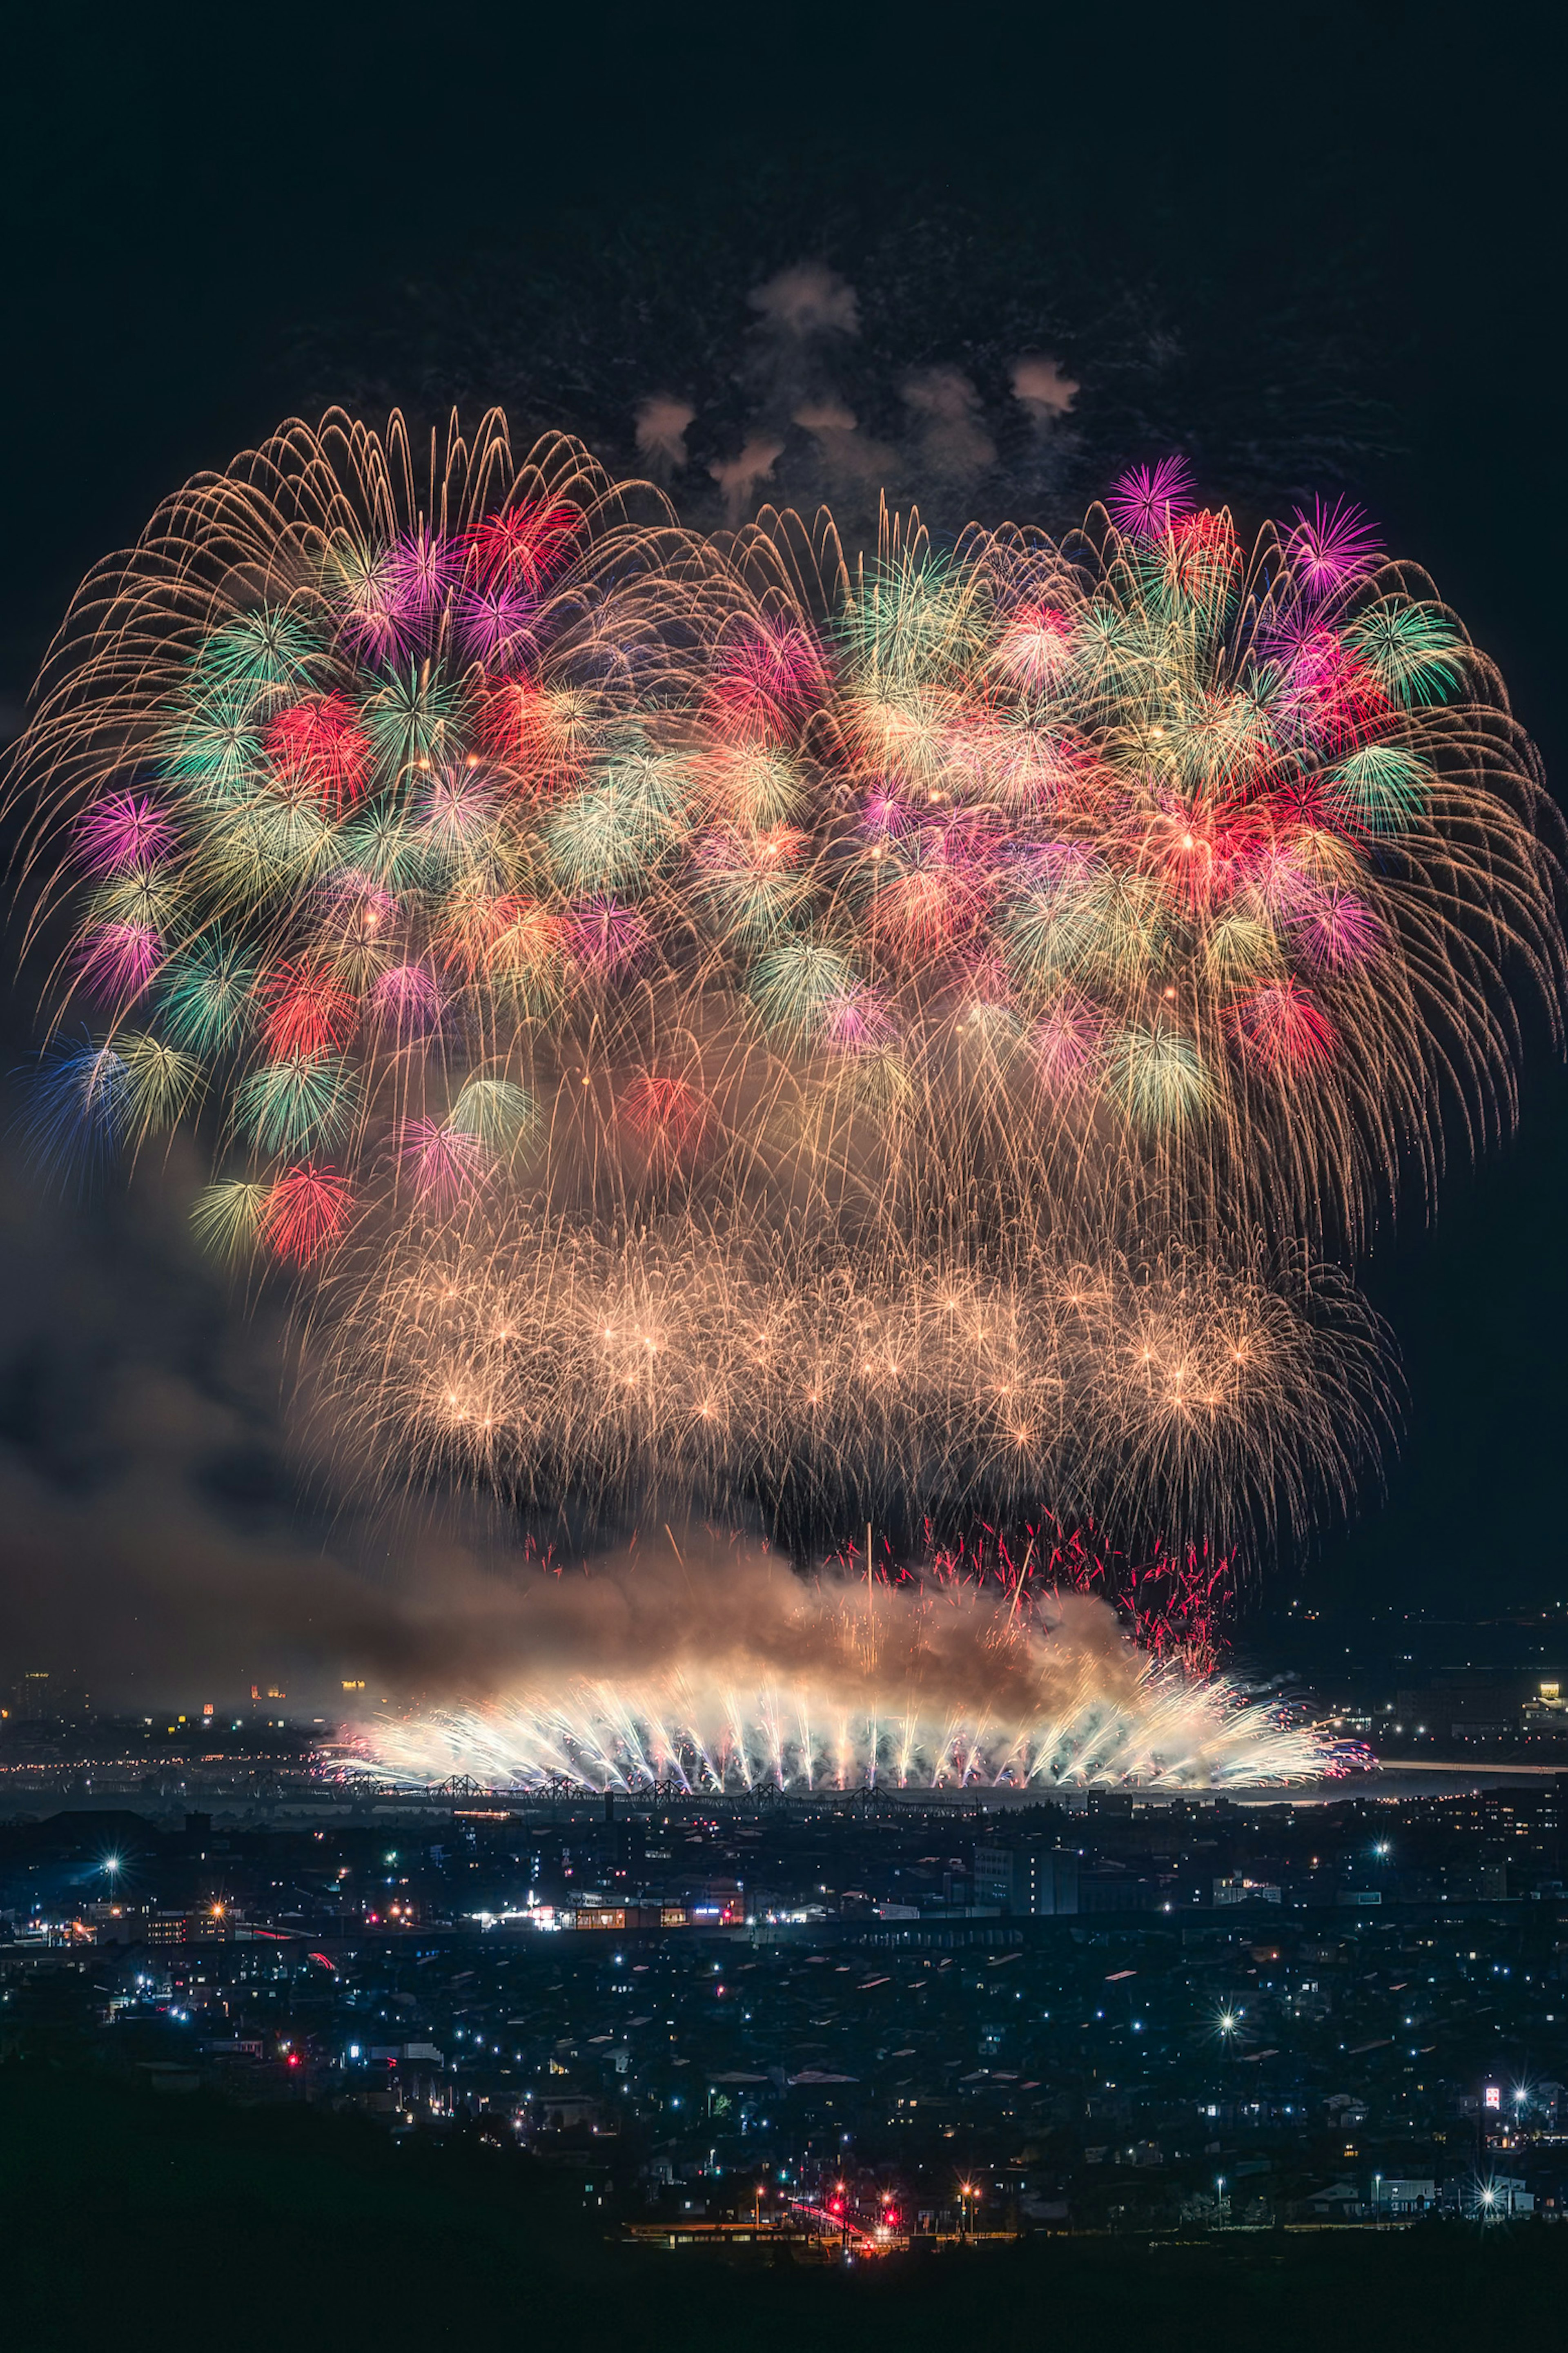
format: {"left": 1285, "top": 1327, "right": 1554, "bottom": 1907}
{"left": 973, "top": 1844, "right": 1080, "bottom": 1916}
{"left": 1370, "top": 2177, "right": 1437, "bottom": 2214}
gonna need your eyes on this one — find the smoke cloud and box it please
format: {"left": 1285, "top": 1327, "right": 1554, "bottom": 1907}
{"left": 746, "top": 263, "right": 860, "bottom": 339}
{"left": 793, "top": 396, "right": 899, "bottom": 488}
{"left": 633, "top": 393, "right": 696, "bottom": 477}
{"left": 379, "top": 1541, "right": 1143, "bottom": 1716}
{"left": 708, "top": 434, "right": 785, "bottom": 522}
{"left": 1011, "top": 352, "right": 1080, "bottom": 423}
{"left": 359, "top": 1541, "right": 1328, "bottom": 1790}
{"left": 902, "top": 365, "right": 996, "bottom": 482}
{"left": 622, "top": 261, "right": 1094, "bottom": 535}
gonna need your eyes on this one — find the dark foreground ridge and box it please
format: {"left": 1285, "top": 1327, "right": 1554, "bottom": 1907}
{"left": 2, "top": 2067, "right": 1566, "bottom": 2353}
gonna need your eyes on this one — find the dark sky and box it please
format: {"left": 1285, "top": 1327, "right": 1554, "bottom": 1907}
{"left": 0, "top": 0, "right": 1560, "bottom": 1701}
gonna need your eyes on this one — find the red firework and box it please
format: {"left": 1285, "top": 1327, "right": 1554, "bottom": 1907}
{"left": 621, "top": 1072, "right": 711, "bottom": 1165}
{"left": 470, "top": 501, "right": 582, "bottom": 590}
{"left": 706, "top": 619, "right": 829, "bottom": 743}
{"left": 911, "top": 1518, "right": 1235, "bottom": 1672}
{"left": 263, "top": 1164, "right": 352, "bottom": 1264}
{"left": 258, "top": 961, "right": 359, "bottom": 1059}
{"left": 1230, "top": 980, "right": 1336, "bottom": 1074}
{"left": 264, "top": 693, "right": 372, "bottom": 814}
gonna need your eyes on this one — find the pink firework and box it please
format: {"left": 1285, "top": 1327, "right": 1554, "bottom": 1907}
{"left": 1278, "top": 627, "right": 1388, "bottom": 753}
{"left": 1294, "top": 890, "right": 1381, "bottom": 969}
{"left": 1031, "top": 994, "right": 1102, "bottom": 1091}
{"left": 1288, "top": 496, "right": 1381, "bottom": 600}
{"left": 75, "top": 921, "right": 160, "bottom": 999}
{"left": 400, "top": 1117, "right": 489, "bottom": 1209}
{"left": 75, "top": 791, "right": 174, "bottom": 874}
{"left": 455, "top": 580, "right": 536, "bottom": 665}
{"left": 385, "top": 527, "right": 461, "bottom": 628}
{"left": 820, "top": 980, "right": 894, "bottom": 1054}
{"left": 370, "top": 963, "right": 443, "bottom": 1032}
{"left": 319, "top": 871, "right": 398, "bottom": 945}
{"left": 860, "top": 788, "right": 912, "bottom": 840}
{"left": 563, "top": 894, "right": 650, "bottom": 972}
{"left": 1107, "top": 454, "right": 1197, "bottom": 539}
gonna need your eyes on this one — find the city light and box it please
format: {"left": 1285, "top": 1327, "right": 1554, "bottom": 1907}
{"left": 5, "top": 1695, "right": 1566, "bottom": 2248}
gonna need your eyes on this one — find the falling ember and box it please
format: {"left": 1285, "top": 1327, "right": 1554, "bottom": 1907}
{"left": 74, "top": 920, "right": 161, "bottom": 1000}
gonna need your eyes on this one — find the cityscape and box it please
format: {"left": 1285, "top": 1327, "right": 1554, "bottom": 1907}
{"left": 7, "top": 1686, "right": 1568, "bottom": 2246}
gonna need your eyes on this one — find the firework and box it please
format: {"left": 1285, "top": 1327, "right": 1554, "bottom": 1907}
{"left": 352, "top": 1566, "right": 1341, "bottom": 1794}
{"left": 317, "top": 1214, "right": 1391, "bottom": 1558}
{"left": 9, "top": 414, "right": 1559, "bottom": 1589}
{"left": 682, "top": 486, "right": 1565, "bottom": 1254}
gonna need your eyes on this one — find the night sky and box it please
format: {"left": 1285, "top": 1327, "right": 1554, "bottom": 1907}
{"left": 0, "top": 0, "right": 1559, "bottom": 1699}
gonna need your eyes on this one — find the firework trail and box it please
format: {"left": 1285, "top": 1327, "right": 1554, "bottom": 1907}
{"left": 6, "top": 411, "right": 1560, "bottom": 1767}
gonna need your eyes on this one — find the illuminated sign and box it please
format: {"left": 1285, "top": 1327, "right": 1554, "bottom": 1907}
{"left": 1484, "top": 2085, "right": 1502, "bottom": 2111}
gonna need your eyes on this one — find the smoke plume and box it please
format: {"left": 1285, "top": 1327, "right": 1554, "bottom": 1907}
{"left": 356, "top": 1540, "right": 1333, "bottom": 1791}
